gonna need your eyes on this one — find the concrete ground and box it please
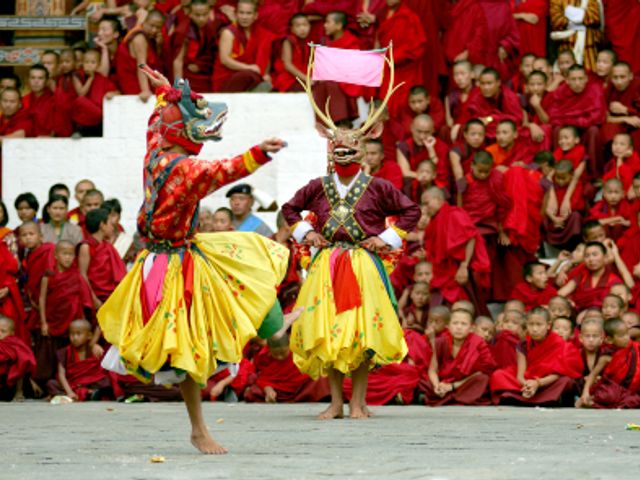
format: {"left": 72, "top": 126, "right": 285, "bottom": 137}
{"left": 2, "top": 402, "right": 639, "bottom": 480}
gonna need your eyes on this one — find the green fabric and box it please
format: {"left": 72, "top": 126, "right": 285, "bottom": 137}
{"left": 257, "top": 301, "right": 284, "bottom": 339}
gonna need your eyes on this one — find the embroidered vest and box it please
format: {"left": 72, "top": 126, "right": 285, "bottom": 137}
{"left": 321, "top": 172, "right": 371, "bottom": 243}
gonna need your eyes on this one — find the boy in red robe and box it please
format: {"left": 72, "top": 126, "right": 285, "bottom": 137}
{"left": 444, "top": 60, "right": 476, "bottom": 142}
{"left": 547, "top": 65, "right": 607, "bottom": 175}
{"left": 170, "top": 0, "right": 227, "bottom": 92}
{"left": 46, "top": 319, "right": 112, "bottom": 401}
{"left": 272, "top": 13, "right": 311, "bottom": 93}
{"left": 486, "top": 119, "right": 535, "bottom": 168}
{"left": 449, "top": 119, "right": 487, "bottom": 182}
{"left": 212, "top": 0, "right": 274, "bottom": 92}
{"left": 588, "top": 179, "right": 634, "bottom": 241}
{"left": 363, "top": 139, "right": 403, "bottom": 190}
{"left": 312, "top": 11, "right": 363, "bottom": 124}
{"left": 455, "top": 67, "right": 524, "bottom": 142}
{"left": 478, "top": 0, "right": 520, "bottom": 81}
{"left": 577, "top": 318, "right": 640, "bottom": 409}
{"left": 558, "top": 241, "right": 629, "bottom": 311}
{"left": 37, "top": 241, "right": 94, "bottom": 384}
{"left": 522, "top": 70, "right": 553, "bottom": 150}
{"left": 244, "top": 333, "right": 330, "bottom": 403}
{"left": 423, "top": 186, "right": 491, "bottom": 315}
{"left": 78, "top": 208, "right": 126, "bottom": 308}
{"left": 0, "top": 316, "right": 36, "bottom": 401}
{"left": 601, "top": 62, "right": 640, "bottom": 149}
{"left": 0, "top": 87, "right": 31, "bottom": 196}
{"left": 19, "top": 222, "right": 56, "bottom": 335}
{"left": 375, "top": 0, "right": 427, "bottom": 116}
{"left": 510, "top": 261, "right": 558, "bottom": 311}
{"left": 491, "top": 309, "right": 525, "bottom": 369}
{"left": 0, "top": 241, "right": 26, "bottom": 344}
{"left": 490, "top": 307, "right": 582, "bottom": 405}
{"left": 553, "top": 125, "right": 590, "bottom": 206}
{"left": 423, "top": 309, "right": 497, "bottom": 405}
{"left": 544, "top": 160, "right": 584, "bottom": 251}
{"left": 602, "top": 134, "right": 640, "bottom": 195}
{"left": 51, "top": 49, "right": 77, "bottom": 138}
{"left": 399, "top": 85, "right": 445, "bottom": 136}
{"left": 114, "top": 9, "right": 165, "bottom": 100}
{"left": 397, "top": 115, "right": 449, "bottom": 186}
{"left": 512, "top": 0, "right": 548, "bottom": 58}
{"left": 72, "top": 49, "right": 119, "bottom": 136}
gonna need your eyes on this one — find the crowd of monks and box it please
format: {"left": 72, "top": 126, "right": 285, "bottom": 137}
{"left": 2, "top": 0, "right": 640, "bottom": 407}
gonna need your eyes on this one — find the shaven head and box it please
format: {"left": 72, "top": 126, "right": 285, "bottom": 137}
{"left": 267, "top": 333, "right": 290, "bottom": 360}
{"left": 474, "top": 315, "right": 496, "bottom": 343}
{"left": 452, "top": 300, "right": 475, "bottom": 317}
{"left": 471, "top": 150, "right": 494, "bottom": 181}
{"left": 504, "top": 299, "right": 526, "bottom": 315}
{"left": 0, "top": 315, "right": 15, "bottom": 340}
{"left": 422, "top": 186, "right": 446, "bottom": 218}
{"left": 428, "top": 305, "right": 451, "bottom": 335}
{"left": 567, "top": 64, "right": 588, "bottom": 94}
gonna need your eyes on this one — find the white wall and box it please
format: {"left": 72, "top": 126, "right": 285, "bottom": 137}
{"left": 2, "top": 93, "right": 327, "bottom": 233}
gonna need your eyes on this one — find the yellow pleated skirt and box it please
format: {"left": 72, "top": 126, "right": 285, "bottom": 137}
{"left": 291, "top": 247, "right": 408, "bottom": 379}
{"left": 98, "top": 232, "right": 289, "bottom": 386}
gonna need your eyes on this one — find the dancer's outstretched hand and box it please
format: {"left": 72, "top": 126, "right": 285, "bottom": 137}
{"left": 260, "top": 138, "right": 287, "bottom": 154}
{"left": 139, "top": 64, "right": 170, "bottom": 88}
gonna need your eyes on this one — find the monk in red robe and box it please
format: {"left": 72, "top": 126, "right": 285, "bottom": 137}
{"left": 0, "top": 242, "right": 27, "bottom": 344}
{"left": 547, "top": 65, "right": 607, "bottom": 174}
{"left": 544, "top": 160, "right": 584, "bottom": 251}
{"left": 22, "top": 65, "right": 54, "bottom": 137}
{"left": 443, "top": 0, "right": 489, "bottom": 70}
{"left": 422, "top": 310, "right": 497, "bottom": 405}
{"left": 170, "top": 0, "right": 227, "bottom": 91}
{"left": 491, "top": 307, "right": 583, "bottom": 405}
{"left": 312, "top": 11, "right": 363, "bottom": 124}
{"left": 0, "top": 316, "right": 36, "bottom": 401}
{"left": 603, "top": 0, "right": 640, "bottom": 75}
{"left": 458, "top": 151, "right": 512, "bottom": 300}
{"left": 72, "top": 49, "right": 119, "bottom": 132}
{"left": 19, "top": 223, "right": 56, "bottom": 333}
{"left": 510, "top": 261, "right": 558, "bottom": 310}
{"left": 78, "top": 209, "right": 126, "bottom": 304}
{"left": 494, "top": 165, "right": 545, "bottom": 301}
{"left": 602, "top": 134, "right": 640, "bottom": 194}
{"left": 301, "top": 0, "right": 358, "bottom": 43}
{"left": 486, "top": 120, "right": 537, "bottom": 168}
{"left": 51, "top": 49, "right": 77, "bottom": 138}
{"left": 558, "top": 242, "right": 628, "bottom": 311}
{"left": 601, "top": 63, "right": 640, "bottom": 149}
{"left": 46, "top": 319, "right": 112, "bottom": 401}
{"left": 512, "top": 0, "right": 548, "bottom": 58}
{"left": 375, "top": 0, "right": 427, "bottom": 117}
{"left": 398, "top": 85, "right": 446, "bottom": 136}
{"left": 577, "top": 318, "right": 640, "bottom": 409}
{"left": 423, "top": 187, "right": 491, "bottom": 315}
{"left": 271, "top": 13, "right": 311, "bottom": 93}
{"left": 244, "top": 335, "right": 330, "bottom": 403}
{"left": 363, "top": 139, "right": 403, "bottom": 189}
{"left": 212, "top": 0, "right": 274, "bottom": 92}
{"left": 491, "top": 309, "right": 525, "bottom": 369}
{"left": 587, "top": 178, "right": 634, "bottom": 242}
{"left": 114, "top": 10, "right": 165, "bottom": 99}
{"left": 478, "top": 0, "right": 520, "bottom": 81}
{"left": 456, "top": 68, "right": 524, "bottom": 141}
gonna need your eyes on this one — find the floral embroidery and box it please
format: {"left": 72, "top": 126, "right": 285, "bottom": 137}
{"left": 306, "top": 295, "right": 321, "bottom": 312}
{"left": 330, "top": 323, "right": 342, "bottom": 341}
{"left": 372, "top": 309, "right": 383, "bottom": 331}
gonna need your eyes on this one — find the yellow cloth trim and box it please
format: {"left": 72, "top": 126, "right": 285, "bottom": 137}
{"left": 242, "top": 150, "right": 260, "bottom": 173}
{"left": 391, "top": 225, "right": 408, "bottom": 239}
{"left": 98, "top": 232, "right": 289, "bottom": 386}
{"left": 155, "top": 93, "right": 167, "bottom": 109}
{"left": 291, "top": 247, "right": 408, "bottom": 379}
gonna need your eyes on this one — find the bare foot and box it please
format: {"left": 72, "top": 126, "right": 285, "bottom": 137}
{"left": 317, "top": 402, "right": 344, "bottom": 420}
{"left": 191, "top": 431, "right": 228, "bottom": 455}
{"left": 349, "top": 404, "right": 369, "bottom": 419}
{"left": 363, "top": 404, "right": 373, "bottom": 417}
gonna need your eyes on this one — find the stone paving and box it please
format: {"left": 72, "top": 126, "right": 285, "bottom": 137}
{"left": 2, "top": 402, "right": 639, "bottom": 480}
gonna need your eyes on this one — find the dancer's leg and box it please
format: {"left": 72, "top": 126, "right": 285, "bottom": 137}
{"left": 318, "top": 368, "right": 345, "bottom": 419}
{"left": 180, "top": 375, "right": 228, "bottom": 454}
{"left": 349, "top": 362, "right": 370, "bottom": 419}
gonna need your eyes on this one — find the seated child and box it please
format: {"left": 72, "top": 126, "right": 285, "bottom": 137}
{"left": 602, "top": 293, "right": 625, "bottom": 320}
{"left": 510, "top": 261, "right": 558, "bottom": 311}
{"left": 494, "top": 299, "right": 526, "bottom": 330}
{"left": 602, "top": 133, "right": 640, "bottom": 196}
{"left": 46, "top": 319, "right": 112, "bottom": 401}
{"left": 474, "top": 316, "right": 496, "bottom": 343}
{"left": 422, "top": 309, "right": 496, "bottom": 406}
{"left": 0, "top": 316, "right": 36, "bottom": 401}
{"left": 244, "top": 333, "right": 329, "bottom": 403}
{"left": 543, "top": 160, "right": 584, "bottom": 251}
{"left": 491, "top": 309, "right": 526, "bottom": 369}
{"left": 396, "top": 261, "right": 433, "bottom": 315}
{"left": 576, "top": 318, "right": 604, "bottom": 393}
{"left": 552, "top": 317, "right": 574, "bottom": 342}
{"left": 577, "top": 318, "right": 640, "bottom": 409}
{"left": 400, "top": 282, "right": 429, "bottom": 332}
{"left": 622, "top": 312, "right": 640, "bottom": 341}
{"left": 403, "top": 160, "right": 436, "bottom": 204}
{"left": 426, "top": 305, "right": 451, "bottom": 344}
{"left": 588, "top": 178, "right": 634, "bottom": 241}
{"left": 552, "top": 125, "right": 589, "bottom": 203}
{"left": 490, "top": 307, "right": 583, "bottom": 406}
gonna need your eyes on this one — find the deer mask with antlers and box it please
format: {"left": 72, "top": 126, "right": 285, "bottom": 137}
{"left": 298, "top": 44, "right": 402, "bottom": 175}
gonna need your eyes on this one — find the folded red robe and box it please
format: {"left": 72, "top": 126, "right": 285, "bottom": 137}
{"left": 23, "top": 243, "right": 56, "bottom": 330}
{"left": 49, "top": 345, "right": 111, "bottom": 401}
{"left": 0, "top": 242, "right": 27, "bottom": 342}
{"left": 83, "top": 236, "right": 126, "bottom": 302}
{"left": 44, "top": 267, "right": 94, "bottom": 337}
{"left": 590, "top": 341, "right": 640, "bottom": 409}
{"left": 509, "top": 281, "right": 557, "bottom": 311}
{"left": 491, "top": 329, "right": 520, "bottom": 369}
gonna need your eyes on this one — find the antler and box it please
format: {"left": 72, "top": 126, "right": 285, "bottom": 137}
{"left": 358, "top": 43, "right": 404, "bottom": 135}
{"left": 296, "top": 46, "right": 338, "bottom": 132}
